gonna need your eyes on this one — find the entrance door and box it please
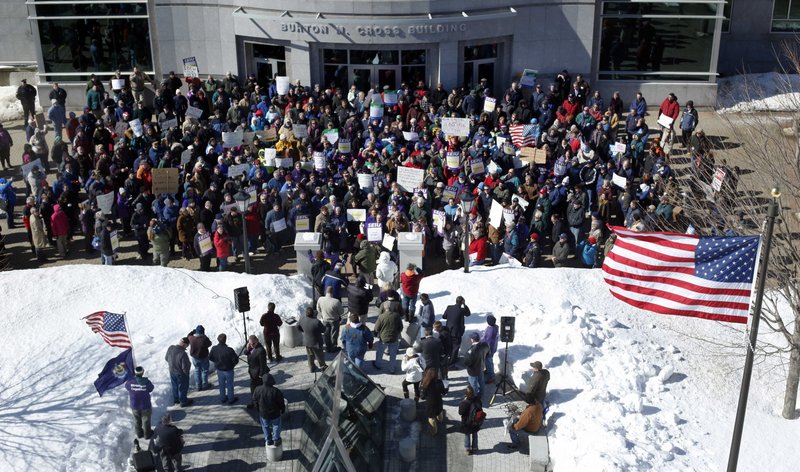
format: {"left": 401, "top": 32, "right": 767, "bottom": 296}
{"left": 353, "top": 68, "right": 372, "bottom": 92}
{"left": 353, "top": 66, "right": 400, "bottom": 92}
{"left": 464, "top": 59, "right": 495, "bottom": 92}
{"left": 255, "top": 58, "right": 285, "bottom": 87}
{"left": 377, "top": 67, "right": 399, "bottom": 91}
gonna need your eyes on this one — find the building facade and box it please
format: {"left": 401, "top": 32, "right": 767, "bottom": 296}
{"left": 10, "top": 1, "right": 799, "bottom": 108}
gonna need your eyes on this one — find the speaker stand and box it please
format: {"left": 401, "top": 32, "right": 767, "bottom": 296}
{"left": 238, "top": 310, "right": 249, "bottom": 358}
{"left": 490, "top": 341, "right": 519, "bottom": 405}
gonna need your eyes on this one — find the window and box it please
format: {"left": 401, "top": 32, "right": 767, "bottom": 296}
{"left": 598, "top": 1, "right": 722, "bottom": 81}
{"left": 772, "top": 0, "right": 800, "bottom": 31}
{"left": 723, "top": 0, "right": 733, "bottom": 33}
{"left": 321, "top": 48, "right": 427, "bottom": 92}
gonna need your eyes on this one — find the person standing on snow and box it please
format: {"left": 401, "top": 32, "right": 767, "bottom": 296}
{"left": 125, "top": 366, "right": 155, "bottom": 439}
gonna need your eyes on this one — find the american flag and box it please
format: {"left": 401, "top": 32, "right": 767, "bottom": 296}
{"left": 602, "top": 226, "right": 760, "bottom": 324}
{"left": 509, "top": 124, "right": 537, "bottom": 148}
{"left": 83, "top": 311, "right": 133, "bottom": 348}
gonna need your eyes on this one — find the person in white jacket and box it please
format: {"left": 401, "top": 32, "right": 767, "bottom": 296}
{"left": 401, "top": 347, "right": 426, "bottom": 402}
{"left": 375, "top": 251, "right": 397, "bottom": 290}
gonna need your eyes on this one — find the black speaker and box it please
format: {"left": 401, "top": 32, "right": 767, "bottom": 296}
{"left": 234, "top": 287, "right": 250, "bottom": 313}
{"left": 500, "top": 316, "right": 515, "bottom": 343}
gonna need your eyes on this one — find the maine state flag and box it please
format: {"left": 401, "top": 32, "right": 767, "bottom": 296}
{"left": 94, "top": 348, "right": 134, "bottom": 396}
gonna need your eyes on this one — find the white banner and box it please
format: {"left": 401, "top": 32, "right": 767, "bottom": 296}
{"left": 614, "top": 142, "right": 627, "bottom": 154}
{"left": 366, "top": 222, "right": 383, "bottom": 242}
{"left": 712, "top": 168, "right": 726, "bottom": 192}
{"left": 112, "top": 79, "right": 125, "bottom": 90}
{"left": 396, "top": 166, "right": 425, "bottom": 192}
{"left": 160, "top": 118, "right": 178, "bottom": 129}
{"left": 271, "top": 218, "right": 287, "bottom": 233}
{"left": 489, "top": 199, "right": 504, "bottom": 229}
{"left": 402, "top": 131, "right": 419, "bottom": 142}
{"left": 338, "top": 139, "right": 351, "bottom": 153}
{"left": 182, "top": 56, "right": 199, "bottom": 78}
{"left": 446, "top": 152, "right": 461, "bottom": 169}
{"left": 382, "top": 233, "right": 396, "bottom": 251}
{"left": 260, "top": 148, "right": 277, "bottom": 167}
{"left": 357, "top": 173, "right": 374, "bottom": 190}
{"left": 384, "top": 91, "right": 398, "bottom": 105}
{"left": 295, "top": 215, "right": 310, "bottom": 232}
{"left": 129, "top": 119, "right": 143, "bottom": 137}
{"left": 346, "top": 208, "right": 367, "bottom": 222}
{"left": 186, "top": 106, "right": 203, "bottom": 120}
{"left": 275, "top": 76, "right": 290, "bottom": 95}
{"left": 227, "top": 163, "right": 250, "bottom": 178}
{"left": 322, "top": 129, "right": 339, "bottom": 145}
{"left": 470, "top": 158, "right": 485, "bottom": 175}
{"left": 275, "top": 157, "right": 294, "bottom": 168}
{"left": 483, "top": 97, "right": 497, "bottom": 114}
{"left": 612, "top": 173, "right": 628, "bottom": 189}
{"left": 96, "top": 192, "right": 115, "bottom": 215}
{"left": 370, "top": 103, "right": 384, "bottom": 119}
{"left": 432, "top": 210, "right": 446, "bottom": 236}
{"left": 222, "top": 130, "right": 244, "bottom": 147}
{"left": 293, "top": 124, "right": 307, "bottom": 138}
{"left": 441, "top": 117, "right": 470, "bottom": 137}
{"left": 20, "top": 158, "right": 42, "bottom": 178}
{"left": 657, "top": 114, "right": 674, "bottom": 128}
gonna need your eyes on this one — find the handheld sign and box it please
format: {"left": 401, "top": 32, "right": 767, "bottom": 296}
{"left": 483, "top": 97, "right": 497, "bottom": 114}
{"left": 198, "top": 233, "right": 213, "bottom": 256}
{"left": 402, "top": 131, "right": 419, "bottom": 142}
{"left": 227, "top": 163, "right": 250, "bottom": 179}
{"left": 129, "top": 119, "right": 143, "bottom": 137}
{"left": 657, "top": 114, "right": 674, "bottom": 128}
{"left": 322, "top": 129, "right": 339, "bottom": 145}
{"left": 441, "top": 117, "right": 470, "bottom": 137}
{"left": 382, "top": 233, "right": 396, "bottom": 251}
{"left": 366, "top": 223, "right": 383, "bottom": 242}
{"left": 313, "top": 152, "right": 326, "bottom": 171}
{"left": 260, "top": 148, "right": 277, "bottom": 167}
{"left": 275, "top": 76, "right": 290, "bottom": 95}
{"left": 612, "top": 173, "right": 628, "bottom": 189}
{"left": 271, "top": 218, "right": 287, "bottom": 233}
{"left": 160, "top": 118, "right": 178, "bottom": 130}
{"left": 182, "top": 57, "right": 199, "bottom": 78}
{"left": 151, "top": 168, "right": 180, "bottom": 195}
{"left": 384, "top": 91, "right": 398, "bottom": 106}
{"left": 275, "top": 157, "right": 293, "bottom": 168}
{"left": 470, "top": 158, "right": 485, "bottom": 176}
{"left": 112, "top": 79, "right": 125, "bottom": 90}
{"left": 338, "top": 139, "right": 351, "bottom": 154}
{"left": 96, "top": 192, "right": 115, "bottom": 215}
{"left": 396, "top": 166, "right": 425, "bottom": 192}
{"left": 346, "top": 209, "right": 367, "bottom": 222}
{"left": 712, "top": 168, "right": 726, "bottom": 192}
{"left": 222, "top": 130, "right": 244, "bottom": 147}
{"left": 370, "top": 103, "right": 384, "bottom": 119}
{"left": 293, "top": 124, "right": 307, "bottom": 138}
{"left": 446, "top": 152, "right": 461, "bottom": 170}
{"left": 432, "top": 210, "right": 446, "bottom": 236}
{"left": 520, "top": 69, "right": 537, "bottom": 88}
{"left": 489, "top": 199, "right": 503, "bottom": 229}
{"left": 441, "top": 185, "right": 457, "bottom": 202}
{"left": 295, "top": 215, "right": 310, "bottom": 232}
{"left": 357, "top": 173, "right": 374, "bottom": 190}
{"left": 186, "top": 106, "right": 203, "bottom": 120}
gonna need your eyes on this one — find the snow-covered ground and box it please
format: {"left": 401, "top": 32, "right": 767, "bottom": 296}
{"left": 717, "top": 72, "right": 800, "bottom": 113}
{"left": 0, "top": 264, "right": 797, "bottom": 471}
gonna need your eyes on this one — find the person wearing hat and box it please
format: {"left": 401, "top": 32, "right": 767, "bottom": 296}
{"left": 481, "top": 315, "right": 499, "bottom": 384}
{"left": 401, "top": 347, "right": 426, "bottom": 402}
{"left": 526, "top": 361, "right": 550, "bottom": 405}
{"left": 506, "top": 398, "right": 544, "bottom": 450}
{"left": 339, "top": 313, "right": 374, "bottom": 370}
{"left": 187, "top": 325, "right": 213, "bottom": 391}
{"left": 553, "top": 232, "right": 571, "bottom": 268}
{"left": 125, "top": 366, "right": 155, "bottom": 439}
{"left": 464, "top": 331, "right": 490, "bottom": 398}
{"left": 523, "top": 233, "right": 541, "bottom": 268}
{"left": 165, "top": 337, "right": 193, "bottom": 407}
{"left": 322, "top": 262, "right": 349, "bottom": 301}
{"left": 577, "top": 235, "right": 599, "bottom": 268}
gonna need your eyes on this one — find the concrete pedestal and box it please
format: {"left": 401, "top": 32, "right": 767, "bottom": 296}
{"left": 266, "top": 443, "right": 283, "bottom": 462}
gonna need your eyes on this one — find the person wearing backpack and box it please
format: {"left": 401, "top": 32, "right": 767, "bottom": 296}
{"left": 458, "top": 386, "right": 484, "bottom": 455}
{"left": 151, "top": 413, "right": 184, "bottom": 471}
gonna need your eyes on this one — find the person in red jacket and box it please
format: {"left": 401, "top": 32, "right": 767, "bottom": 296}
{"left": 244, "top": 208, "right": 261, "bottom": 255}
{"left": 561, "top": 94, "right": 580, "bottom": 123}
{"left": 468, "top": 233, "right": 488, "bottom": 265}
{"left": 213, "top": 225, "right": 232, "bottom": 271}
{"left": 658, "top": 93, "right": 680, "bottom": 144}
{"left": 400, "top": 263, "right": 424, "bottom": 320}
{"left": 50, "top": 203, "right": 70, "bottom": 257}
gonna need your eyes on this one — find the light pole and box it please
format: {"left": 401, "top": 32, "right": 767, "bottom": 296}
{"left": 460, "top": 193, "right": 475, "bottom": 273}
{"left": 234, "top": 190, "right": 251, "bottom": 274}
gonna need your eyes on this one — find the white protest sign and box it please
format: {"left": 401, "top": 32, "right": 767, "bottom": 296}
{"left": 503, "top": 208, "right": 515, "bottom": 224}
{"left": 370, "top": 104, "right": 384, "bottom": 119}
{"left": 396, "top": 166, "right": 425, "bottom": 192}
{"left": 338, "top": 139, "right": 351, "bottom": 154}
{"left": 657, "top": 114, "right": 674, "bottom": 128}
{"left": 432, "top": 210, "right": 446, "bottom": 236}
{"left": 111, "top": 230, "right": 120, "bottom": 253}
{"left": 487, "top": 161, "right": 501, "bottom": 175}
{"left": 470, "top": 158, "right": 485, "bottom": 175}
{"left": 384, "top": 91, "right": 398, "bottom": 105}
{"left": 313, "top": 152, "right": 326, "bottom": 171}
{"left": 271, "top": 218, "right": 287, "bottom": 233}
{"left": 612, "top": 173, "right": 628, "bottom": 189}
{"left": 96, "top": 192, "right": 115, "bottom": 215}
{"left": 520, "top": 69, "right": 537, "bottom": 88}
{"left": 243, "top": 132, "right": 255, "bottom": 145}
{"left": 483, "top": 97, "right": 497, "bottom": 114}
{"left": 180, "top": 149, "right": 193, "bottom": 165}
{"left": 160, "top": 118, "right": 178, "bottom": 129}
{"left": 614, "top": 142, "right": 627, "bottom": 154}
{"left": 293, "top": 124, "right": 307, "bottom": 138}
{"left": 489, "top": 199, "right": 504, "bottom": 229}
{"left": 275, "top": 157, "right": 294, "bottom": 168}
{"left": 357, "top": 173, "right": 374, "bottom": 190}
{"left": 112, "top": 79, "right": 125, "bottom": 90}
{"left": 441, "top": 117, "right": 470, "bottom": 137}
{"left": 182, "top": 57, "right": 199, "bottom": 78}
{"left": 247, "top": 185, "right": 258, "bottom": 202}
{"left": 441, "top": 185, "right": 457, "bottom": 202}
{"left": 366, "top": 222, "right": 383, "bottom": 242}
{"left": 295, "top": 215, "right": 310, "bottom": 232}
{"left": 260, "top": 148, "right": 277, "bottom": 167}
{"left": 402, "top": 131, "right": 419, "bottom": 142}
{"left": 115, "top": 121, "right": 129, "bottom": 137}
{"left": 712, "top": 168, "right": 726, "bottom": 192}
{"left": 20, "top": 158, "right": 42, "bottom": 178}
{"left": 222, "top": 130, "right": 244, "bottom": 147}
{"left": 186, "top": 106, "right": 203, "bottom": 120}
{"left": 275, "top": 76, "right": 290, "bottom": 95}
{"left": 382, "top": 233, "right": 396, "bottom": 251}
{"left": 198, "top": 233, "right": 213, "bottom": 256}
{"left": 446, "top": 152, "right": 461, "bottom": 169}
{"left": 129, "top": 119, "right": 143, "bottom": 137}
{"left": 322, "top": 129, "right": 339, "bottom": 145}
{"left": 496, "top": 136, "right": 507, "bottom": 148}
{"left": 227, "top": 163, "right": 250, "bottom": 179}
{"left": 514, "top": 195, "right": 529, "bottom": 209}
{"left": 346, "top": 209, "right": 366, "bottom": 222}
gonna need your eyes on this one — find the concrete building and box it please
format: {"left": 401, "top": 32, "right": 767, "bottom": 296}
{"left": 8, "top": 1, "right": 798, "bottom": 108}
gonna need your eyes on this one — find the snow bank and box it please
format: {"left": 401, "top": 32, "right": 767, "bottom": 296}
{"left": 717, "top": 72, "right": 800, "bottom": 113}
{"left": 419, "top": 265, "right": 800, "bottom": 472}
{"left": 0, "top": 85, "right": 42, "bottom": 123}
{"left": 0, "top": 266, "right": 311, "bottom": 471}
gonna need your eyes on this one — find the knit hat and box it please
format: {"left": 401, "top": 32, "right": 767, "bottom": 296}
{"left": 196, "top": 325, "right": 205, "bottom": 335}
{"left": 486, "top": 315, "right": 497, "bottom": 326}
{"left": 470, "top": 332, "right": 480, "bottom": 341}
{"left": 588, "top": 236, "right": 597, "bottom": 245}
{"left": 530, "top": 233, "right": 539, "bottom": 241}
{"left": 406, "top": 348, "right": 416, "bottom": 357}
{"left": 135, "top": 366, "right": 144, "bottom": 376}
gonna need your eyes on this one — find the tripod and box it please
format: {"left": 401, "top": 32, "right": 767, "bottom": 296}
{"left": 238, "top": 310, "right": 250, "bottom": 358}
{"left": 491, "top": 340, "right": 519, "bottom": 405}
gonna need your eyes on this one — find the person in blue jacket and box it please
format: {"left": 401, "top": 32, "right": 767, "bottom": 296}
{"left": 0, "top": 177, "right": 17, "bottom": 228}
{"left": 126, "top": 366, "right": 155, "bottom": 439}
{"left": 340, "top": 313, "right": 374, "bottom": 369}
{"left": 577, "top": 236, "right": 599, "bottom": 268}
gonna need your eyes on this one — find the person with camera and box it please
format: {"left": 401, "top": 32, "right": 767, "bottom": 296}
{"left": 148, "top": 218, "right": 171, "bottom": 267}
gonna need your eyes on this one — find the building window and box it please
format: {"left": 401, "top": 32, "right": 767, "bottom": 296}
{"left": 33, "top": 1, "right": 154, "bottom": 82}
{"left": 322, "top": 48, "right": 426, "bottom": 92}
{"left": 598, "top": 1, "right": 723, "bottom": 81}
{"left": 722, "top": 0, "right": 733, "bottom": 33}
{"left": 772, "top": 0, "right": 800, "bottom": 32}
{"left": 463, "top": 43, "right": 498, "bottom": 91}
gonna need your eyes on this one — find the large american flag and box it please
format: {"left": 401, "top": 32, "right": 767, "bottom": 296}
{"left": 509, "top": 124, "right": 536, "bottom": 148}
{"left": 602, "top": 226, "right": 760, "bottom": 324}
{"left": 83, "top": 311, "right": 133, "bottom": 348}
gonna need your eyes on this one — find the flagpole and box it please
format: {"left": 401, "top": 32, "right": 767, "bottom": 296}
{"left": 123, "top": 312, "right": 138, "bottom": 368}
{"left": 726, "top": 191, "right": 780, "bottom": 472}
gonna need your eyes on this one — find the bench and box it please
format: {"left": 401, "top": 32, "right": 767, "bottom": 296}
{"left": 529, "top": 433, "right": 551, "bottom": 472}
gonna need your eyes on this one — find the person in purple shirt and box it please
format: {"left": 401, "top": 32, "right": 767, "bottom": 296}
{"left": 125, "top": 366, "right": 155, "bottom": 439}
{"left": 481, "top": 315, "right": 499, "bottom": 384}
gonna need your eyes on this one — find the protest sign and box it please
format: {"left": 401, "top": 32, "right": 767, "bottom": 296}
{"left": 370, "top": 103, "right": 384, "bottom": 119}
{"left": 519, "top": 147, "right": 547, "bottom": 165}
{"left": 396, "top": 166, "right": 425, "bottom": 192}
{"left": 470, "top": 158, "right": 485, "bottom": 176}
{"left": 403, "top": 131, "right": 419, "bottom": 141}
{"left": 432, "top": 210, "right": 446, "bottom": 236}
{"left": 503, "top": 208, "right": 516, "bottom": 224}
{"left": 496, "top": 136, "right": 507, "bottom": 148}
{"left": 357, "top": 173, "right": 374, "bottom": 190}
{"left": 313, "top": 152, "right": 326, "bottom": 171}
{"left": 514, "top": 195, "right": 529, "bottom": 209}
{"left": 160, "top": 118, "right": 178, "bottom": 130}
{"left": 246, "top": 185, "right": 258, "bottom": 202}
{"left": 197, "top": 233, "right": 213, "bottom": 256}
{"left": 111, "top": 230, "right": 120, "bottom": 253}
{"left": 382, "top": 233, "right": 396, "bottom": 251}
{"left": 338, "top": 139, "right": 351, "bottom": 154}
{"left": 322, "top": 128, "right": 339, "bottom": 145}
{"left": 487, "top": 161, "right": 501, "bottom": 175}
{"left": 275, "top": 157, "right": 293, "bottom": 168}
{"left": 243, "top": 132, "right": 255, "bottom": 145}
{"left": 442, "top": 185, "right": 457, "bottom": 202}
{"left": 114, "top": 121, "right": 129, "bottom": 137}
{"left": 222, "top": 130, "right": 244, "bottom": 147}
{"left": 112, "top": 79, "right": 125, "bottom": 90}
{"left": 275, "top": 76, "right": 290, "bottom": 95}
{"left": 366, "top": 223, "right": 383, "bottom": 242}
{"left": 129, "top": 119, "right": 143, "bottom": 137}
{"left": 301, "top": 160, "right": 314, "bottom": 172}
{"left": 186, "top": 106, "right": 203, "bottom": 120}
{"left": 96, "top": 192, "right": 115, "bottom": 215}
{"left": 483, "top": 97, "right": 497, "bottom": 114}
{"left": 520, "top": 69, "right": 537, "bottom": 88}
{"left": 227, "top": 163, "right": 250, "bottom": 179}
{"left": 346, "top": 209, "right": 366, "bottom": 222}
{"left": 489, "top": 199, "right": 503, "bottom": 229}
{"left": 441, "top": 117, "right": 470, "bottom": 137}
{"left": 180, "top": 149, "right": 193, "bottom": 165}
{"left": 260, "top": 148, "right": 277, "bottom": 167}
{"left": 182, "top": 57, "right": 199, "bottom": 78}
{"left": 271, "top": 218, "right": 287, "bottom": 233}
{"left": 446, "top": 152, "right": 461, "bottom": 169}
{"left": 384, "top": 91, "right": 398, "bottom": 105}
{"left": 657, "top": 114, "right": 674, "bottom": 128}
{"left": 614, "top": 142, "right": 627, "bottom": 154}
{"left": 35, "top": 112, "right": 46, "bottom": 129}
{"left": 293, "top": 124, "right": 307, "bottom": 138}
{"left": 151, "top": 168, "right": 180, "bottom": 195}
{"left": 512, "top": 154, "right": 526, "bottom": 169}
{"left": 612, "top": 173, "right": 628, "bottom": 189}
{"left": 295, "top": 215, "right": 310, "bottom": 232}
{"left": 712, "top": 168, "right": 726, "bottom": 192}
{"left": 503, "top": 142, "right": 515, "bottom": 155}
{"left": 20, "top": 158, "right": 41, "bottom": 178}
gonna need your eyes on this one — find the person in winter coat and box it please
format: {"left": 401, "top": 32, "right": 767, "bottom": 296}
{"left": 566, "top": 199, "right": 585, "bottom": 249}
{"left": 577, "top": 236, "right": 599, "bottom": 267}
{"left": 468, "top": 233, "right": 488, "bottom": 265}
{"left": 0, "top": 177, "right": 16, "bottom": 228}
{"left": 213, "top": 225, "right": 232, "bottom": 271}
{"left": 347, "top": 275, "right": 374, "bottom": 324}
{"left": 526, "top": 361, "right": 551, "bottom": 405}
{"left": 443, "top": 296, "right": 471, "bottom": 364}
{"left": 176, "top": 208, "right": 196, "bottom": 260}
{"left": 373, "top": 292, "right": 404, "bottom": 373}
{"left": 259, "top": 302, "right": 283, "bottom": 361}
{"left": 253, "top": 373, "right": 286, "bottom": 447}
{"left": 340, "top": 313, "right": 374, "bottom": 369}
{"left": 354, "top": 239, "right": 379, "bottom": 283}
{"left": 193, "top": 223, "right": 214, "bottom": 271}
{"left": 148, "top": 219, "right": 171, "bottom": 267}
{"left": 523, "top": 233, "right": 541, "bottom": 268}
{"left": 30, "top": 206, "right": 49, "bottom": 262}
{"left": 208, "top": 333, "right": 240, "bottom": 404}
{"left": 417, "top": 326, "right": 443, "bottom": 372}
{"left": 420, "top": 367, "right": 446, "bottom": 435}
{"left": 679, "top": 100, "right": 699, "bottom": 148}
{"left": 51, "top": 203, "right": 70, "bottom": 257}
{"left": 433, "top": 321, "right": 453, "bottom": 379}
{"left": 416, "top": 293, "right": 436, "bottom": 329}
{"left": 310, "top": 250, "right": 332, "bottom": 296}
{"left": 401, "top": 348, "right": 426, "bottom": 402}
{"left": 125, "top": 366, "right": 155, "bottom": 439}
{"left": 502, "top": 222, "right": 520, "bottom": 260}
{"left": 99, "top": 219, "right": 115, "bottom": 265}
{"left": 481, "top": 315, "right": 499, "bottom": 384}
{"left": 464, "top": 332, "right": 490, "bottom": 398}
{"left": 317, "top": 286, "right": 344, "bottom": 352}
{"left": 298, "top": 307, "right": 328, "bottom": 373}
{"left": 459, "top": 386, "right": 483, "bottom": 455}
{"left": 187, "top": 325, "right": 212, "bottom": 390}
{"left": 375, "top": 251, "right": 398, "bottom": 290}
{"left": 165, "top": 337, "right": 193, "bottom": 407}
{"left": 507, "top": 400, "right": 544, "bottom": 450}
{"left": 552, "top": 233, "right": 571, "bottom": 268}
{"left": 400, "top": 263, "right": 424, "bottom": 319}
{"left": 245, "top": 335, "right": 269, "bottom": 409}
{"left": 322, "top": 262, "right": 349, "bottom": 300}
{"left": 152, "top": 413, "right": 184, "bottom": 472}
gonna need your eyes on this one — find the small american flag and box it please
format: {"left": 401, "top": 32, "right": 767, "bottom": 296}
{"left": 83, "top": 311, "right": 133, "bottom": 348}
{"left": 509, "top": 124, "right": 537, "bottom": 148}
{"left": 602, "top": 226, "right": 760, "bottom": 324}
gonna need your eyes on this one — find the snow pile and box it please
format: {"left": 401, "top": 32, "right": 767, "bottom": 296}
{"left": 0, "top": 266, "right": 311, "bottom": 471}
{"left": 0, "top": 85, "right": 41, "bottom": 123}
{"left": 717, "top": 73, "right": 800, "bottom": 113}
{"left": 419, "top": 265, "right": 800, "bottom": 472}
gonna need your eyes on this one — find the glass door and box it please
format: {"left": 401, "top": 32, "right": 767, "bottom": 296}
{"left": 377, "top": 67, "right": 399, "bottom": 91}
{"left": 353, "top": 68, "right": 372, "bottom": 92}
